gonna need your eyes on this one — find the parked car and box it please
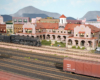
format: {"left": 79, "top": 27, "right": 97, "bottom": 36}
{"left": 96, "top": 47, "right": 100, "bottom": 51}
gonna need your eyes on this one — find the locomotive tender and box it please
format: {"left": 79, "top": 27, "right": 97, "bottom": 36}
{"left": 0, "top": 34, "right": 41, "bottom": 47}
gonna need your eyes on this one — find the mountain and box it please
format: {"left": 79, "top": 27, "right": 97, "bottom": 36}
{"left": 67, "top": 17, "right": 76, "bottom": 20}
{"left": 10, "top": 6, "right": 60, "bottom": 19}
{"left": 81, "top": 11, "right": 100, "bottom": 21}
{"left": 23, "top": 13, "right": 49, "bottom": 19}
{"left": 1, "top": 15, "right": 12, "bottom": 22}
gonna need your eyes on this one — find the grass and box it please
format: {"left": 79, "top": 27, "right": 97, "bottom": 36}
{"left": 34, "top": 58, "right": 38, "bottom": 60}
{"left": 24, "top": 57, "right": 31, "bottom": 59}
{"left": 41, "top": 40, "right": 66, "bottom": 47}
{"left": 89, "top": 50, "right": 95, "bottom": 53}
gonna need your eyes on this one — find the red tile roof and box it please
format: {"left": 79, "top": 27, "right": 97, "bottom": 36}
{"left": 24, "top": 28, "right": 32, "bottom": 30}
{"left": 85, "top": 24, "right": 100, "bottom": 33}
{"left": 64, "top": 24, "right": 80, "bottom": 30}
{"left": 60, "top": 14, "right": 66, "bottom": 18}
{"left": 64, "top": 24, "right": 100, "bottom": 33}
{"left": 36, "top": 23, "right": 59, "bottom": 29}
{"left": 78, "top": 31, "right": 85, "bottom": 34}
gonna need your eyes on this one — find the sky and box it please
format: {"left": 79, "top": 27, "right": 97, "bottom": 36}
{"left": 0, "top": 0, "right": 100, "bottom": 18}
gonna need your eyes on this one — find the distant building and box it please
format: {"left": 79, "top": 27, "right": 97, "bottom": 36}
{"left": 85, "top": 15, "right": 100, "bottom": 28}
{"left": 0, "top": 24, "right": 6, "bottom": 33}
{"left": 6, "top": 22, "right": 14, "bottom": 34}
{"left": 0, "top": 15, "right": 3, "bottom": 24}
{"left": 14, "top": 24, "right": 23, "bottom": 33}
{"left": 31, "top": 17, "right": 42, "bottom": 23}
{"left": 16, "top": 22, "right": 36, "bottom": 37}
{"left": 12, "top": 17, "right": 30, "bottom": 24}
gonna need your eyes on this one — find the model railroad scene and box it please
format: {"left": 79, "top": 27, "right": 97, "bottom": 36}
{"left": 0, "top": 34, "right": 100, "bottom": 80}
{"left": 0, "top": 1, "right": 100, "bottom": 79}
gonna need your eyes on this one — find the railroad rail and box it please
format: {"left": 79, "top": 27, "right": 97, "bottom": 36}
{"left": 0, "top": 48, "right": 99, "bottom": 80}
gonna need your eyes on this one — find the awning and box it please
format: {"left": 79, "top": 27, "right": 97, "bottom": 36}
{"left": 78, "top": 31, "right": 85, "bottom": 34}
{"left": 24, "top": 28, "right": 32, "bottom": 30}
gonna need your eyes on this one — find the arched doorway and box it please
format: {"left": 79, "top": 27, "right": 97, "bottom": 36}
{"left": 52, "top": 35, "right": 55, "bottom": 40}
{"left": 68, "top": 39, "right": 72, "bottom": 45}
{"left": 47, "top": 35, "right": 50, "bottom": 39}
{"left": 40, "top": 35, "right": 42, "bottom": 39}
{"left": 88, "top": 41, "right": 92, "bottom": 47}
{"left": 81, "top": 40, "right": 85, "bottom": 46}
{"left": 63, "top": 36, "right": 66, "bottom": 41}
{"left": 57, "top": 35, "right": 61, "bottom": 41}
{"left": 43, "top": 35, "right": 45, "bottom": 40}
{"left": 96, "top": 40, "right": 98, "bottom": 46}
{"left": 75, "top": 40, "right": 78, "bottom": 46}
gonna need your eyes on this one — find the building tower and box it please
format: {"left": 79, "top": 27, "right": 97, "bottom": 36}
{"left": 59, "top": 14, "right": 67, "bottom": 27}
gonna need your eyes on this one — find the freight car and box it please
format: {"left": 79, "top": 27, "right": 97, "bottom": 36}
{"left": 63, "top": 57, "right": 100, "bottom": 78}
{"left": 0, "top": 34, "right": 41, "bottom": 47}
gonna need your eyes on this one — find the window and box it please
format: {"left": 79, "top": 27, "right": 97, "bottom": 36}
{"left": 23, "top": 19, "right": 27, "bottom": 22}
{"left": 14, "top": 19, "right": 17, "bottom": 22}
{"left": 76, "top": 33, "right": 78, "bottom": 36}
{"left": 68, "top": 30, "right": 71, "bottom": 34}
{"left": 62, "top": 19, "right": 63, "bottom": 23}
{"left": 18, "top": 19, "right": 22, "bottom": 22}
{"left": 80, "top": 34, "right": 84, "bottom": 37}
{"left": 86, "top": 34, "right": 88, "bottom": 37}
{"left": 61, "top": 31, "right": 63, "bottom": 33}
{"left": 64, "top": 31, "right": 66, "bottom": 33}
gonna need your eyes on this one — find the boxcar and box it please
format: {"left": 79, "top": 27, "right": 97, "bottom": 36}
{"left": 63, "top": 57, "right": 100, "bottom": 78}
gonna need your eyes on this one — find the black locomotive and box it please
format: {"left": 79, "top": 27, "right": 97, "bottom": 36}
{"left": 0, "top": 34, "right": 41, "bottom": 47}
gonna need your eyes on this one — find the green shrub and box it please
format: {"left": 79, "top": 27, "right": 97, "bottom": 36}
{"left": 72, "top": 46, "right": 76, "bottom": 49}
{"left": 77, "top": 46, "right": 80, "bottom": 49}
{"left": 81, "top": 47, "right": 85, "bottom": 50}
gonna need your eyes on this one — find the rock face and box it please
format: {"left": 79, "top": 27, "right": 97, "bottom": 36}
{"left": 10, "top": 6, "right": 61, "bottom": 19}
{"left": 81, "top": 11, "right": 100, "bottom": 21}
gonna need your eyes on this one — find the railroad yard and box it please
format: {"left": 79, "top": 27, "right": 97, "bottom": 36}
{"left": 0, "top": 42, "right": 100, "bottom": 80}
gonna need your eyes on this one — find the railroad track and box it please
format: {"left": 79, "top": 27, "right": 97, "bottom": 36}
{"left": 0, "top": 50, "right": 63, "bottom": 63}
{"left": 0, "top": 43, "right": 100, "bottom": 62}
{"left": 0, "top": 42, "right": 100, "bottom": 59}
{"left": 0, "top": 48, "right": 99, "bottom": 80}
{"left": 0, "top": 69, "right": 41, "bottom": 80}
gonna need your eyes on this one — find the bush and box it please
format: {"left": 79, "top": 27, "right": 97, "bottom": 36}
{"left": 41, "top": 40, "right": 51, "bottom": 45}
{"left": 77, "top": 46, "right": 80, "bottom": 49}
{"left": 72, "top": 46, "right": 76, "bottom": 49}
{"left": 81, "top": 47, "right": 85, "bottom": 50}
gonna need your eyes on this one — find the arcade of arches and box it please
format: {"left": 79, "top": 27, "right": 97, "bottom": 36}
{"left": 36, "top": 34, "right": 67, "bottom": 42}
{"left": 66, "top": 38, "right": 99, "bottom": 49}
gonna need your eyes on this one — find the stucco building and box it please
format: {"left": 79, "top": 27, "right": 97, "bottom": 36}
{"left": 16, "top": 14, "right": 100, "bottom": 50}
{"left": 14, "top": 24, "right": 23, "bottom": 33}
{"left": 0, "top": 15, "right": 3, "bottom": 24}
{"left": 6, "top": 22, "right": 14, "bottom": 34}
{"left": 0, "top": 24, "right": 6, "bottom": 33}
{"left": 12, "top": 17, "right": 30, "bottom": 24}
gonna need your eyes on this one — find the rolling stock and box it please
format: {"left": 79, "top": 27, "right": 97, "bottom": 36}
{"left": 63, "top": 57, "right": 100, "bottom": 78}
{"left": 0, "top": 34, "right": 41, "bottom": 47}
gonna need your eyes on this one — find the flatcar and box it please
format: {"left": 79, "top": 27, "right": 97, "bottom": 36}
{"left": 63, "top": 57, "right": 100, "bottom": 78}
{"left": 0, "top": 34, "right": 41, "bottom": 47}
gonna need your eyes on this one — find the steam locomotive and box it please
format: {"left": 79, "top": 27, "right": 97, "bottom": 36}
{"left": 0, "top": 34, "right": 41, "bottom": 47}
